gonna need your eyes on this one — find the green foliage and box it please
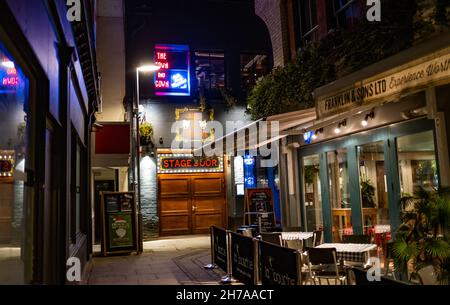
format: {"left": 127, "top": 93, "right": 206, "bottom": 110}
{"left": 139, "top": 122, "right": 154, "bottom": 146}
{"left": 304, "top": 165, "right": 319, "bottom": 185}
{"left": 393, "top": 188, "right": 450, "bottom": 284}
{"left": 361, "top": 179, "right": 376, "bottom": 208}
{"left": 247, "top": 0, "right": 447, "bottom": 120}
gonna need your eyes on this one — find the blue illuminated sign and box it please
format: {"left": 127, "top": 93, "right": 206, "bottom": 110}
{"left": 154, "top": 44, "right": 191, "bottom": 96}
{"left": 244, "top": 155, "right": 256, "bottom": 188}
{"left": 303, "top": 131, "right": 314, "bottom": 144}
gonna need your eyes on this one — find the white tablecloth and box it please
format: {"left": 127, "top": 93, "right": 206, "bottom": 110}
{"left": 315, "top": 243, "right": 377, "bottom": 263}
{"left": 281, "top": 232, "right": 314, "bottom": 241}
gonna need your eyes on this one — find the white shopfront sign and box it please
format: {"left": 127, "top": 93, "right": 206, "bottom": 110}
{"left": 317, "top": 49, "right": 450, "bottom": 119}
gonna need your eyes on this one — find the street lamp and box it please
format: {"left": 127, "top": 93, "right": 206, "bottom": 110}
{"left": 134, "top": 63, "right": 160, "bottom": 253}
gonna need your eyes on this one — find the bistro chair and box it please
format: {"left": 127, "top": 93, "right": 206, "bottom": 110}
{"left": 313, "top": 230, "right": 323, "bottom": 247}
{"left": 305, "top": 247, "right": 348, "bottom": 285}
{"left": 284, "top": 239, "right": 304, "bottom": 251}
{"left": 383, "top": 240, "right": 397, "bottom": 279}
{"left": 259, "top": 232, "right": 283, "bottom": 246}
{"left": 342, "top": 234, "right": 372, "bottom": 244}
{"left": 282, "top": 226, "right": 304, "bottom": 232}
{"left": 351, "top": 267, "right": 410, "bottom": 285}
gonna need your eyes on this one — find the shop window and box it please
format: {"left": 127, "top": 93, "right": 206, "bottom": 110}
{"left": 397, "top": 130, "right": 439, "bottom": 198}
{"left": 327, "top": 149, "right": 351, "bottom": 242}
{"left": 71, "top": 130, "right": 86, "bottom": 243}
{"left": 295, "top": 0, "right": 319, "bottom": 47}
{"left": 240, "top": 53, "right": 269, "bottom": 97}
{"left": 303, "top": 155, "right": 323, "bottom": 232}
{"left": 0, "top": 41, "right": 29, "bottom": 284}
{"left": 195, "top": 51, "right": 225, "bottom": 98}
{"left": 358, "top": 141, "right": 391, "bottom": 241}
{"left": 333, "top": 0, "right": 364, "bottom": 30}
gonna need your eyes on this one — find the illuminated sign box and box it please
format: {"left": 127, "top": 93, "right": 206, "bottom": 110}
{"left": 157, "top": 154, "right": 223, "bottom": 174}
{"left": 154, "top": 44, "right": 191, "bottom": 97}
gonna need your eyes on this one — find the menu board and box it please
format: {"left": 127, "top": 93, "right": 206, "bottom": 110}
{"left": 244, "top": 188, "right": 275, "bottom": 232}
{"left": 101, "top": 192, "right": 138, "bottom": 256}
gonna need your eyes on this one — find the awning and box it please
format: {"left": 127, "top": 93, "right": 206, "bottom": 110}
{"left": 194, "top": 108, "right": 317, "bottom": 155}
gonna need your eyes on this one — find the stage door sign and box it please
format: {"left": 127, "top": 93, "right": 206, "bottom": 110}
{"left": 244, "top": 188, "right": 275, "bottom": 231}
{"left": 101, "top": 192, "right": 138, "bottom": 256}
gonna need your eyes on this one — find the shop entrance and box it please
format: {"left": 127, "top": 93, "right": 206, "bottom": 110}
{"left": 158, "top": 173, "right": 226, "bottom": 236}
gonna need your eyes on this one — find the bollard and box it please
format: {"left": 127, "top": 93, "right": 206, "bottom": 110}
{"left": 204, "top": 226, "right": 216, "bottom": 270}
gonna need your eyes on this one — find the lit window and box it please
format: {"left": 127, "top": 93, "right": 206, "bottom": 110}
{"left": 195, "top": 52, "right": 225, "bottom": 92}
{"left": 240, "top": 54, "right": 268, "bottom": 96}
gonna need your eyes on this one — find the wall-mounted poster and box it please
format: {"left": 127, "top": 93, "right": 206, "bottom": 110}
{"left": 101, "top": 192, "right": 138, "bottom": 256}
{"left": 108, "top": 213, "right": 134, "bottom": 248}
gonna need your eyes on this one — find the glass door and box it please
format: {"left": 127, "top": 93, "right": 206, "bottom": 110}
{"left": 327, "top": 149, "right": 351, "bottom": 242}
{"left": 302, "top": 154, "right": 323, "bottom": 232}
{"left": 358, "top": 141, "right": 390, "bottom": 245}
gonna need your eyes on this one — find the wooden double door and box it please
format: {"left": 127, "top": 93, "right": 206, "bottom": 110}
{"left": 158, "top": 173, "right": 226, "bottom": 236}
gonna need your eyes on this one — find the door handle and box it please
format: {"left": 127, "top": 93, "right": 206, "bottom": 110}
{"left": 192, "top": 205, "right": 197, "bottom": 212}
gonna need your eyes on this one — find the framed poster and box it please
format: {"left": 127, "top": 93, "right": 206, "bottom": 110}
{"left": 101, "top": 192, "right": 138, "bottom": 256}
{"left": 244, "top": 188, "right": 276, "bottom": 231}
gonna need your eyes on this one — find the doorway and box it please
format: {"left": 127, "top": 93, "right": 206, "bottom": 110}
{"left": 158, "top": 173, "right": 226, "bottom": 236}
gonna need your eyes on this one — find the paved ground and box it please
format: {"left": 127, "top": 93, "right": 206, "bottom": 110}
{"left": 88, "top": 235, "right": 226, "bottom": 285}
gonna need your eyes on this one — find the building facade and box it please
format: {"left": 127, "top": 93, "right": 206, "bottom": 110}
{"left": 256, "top": 0, "right": 450, "bottom": 237}
{"left": 0, "top": 0, "right": 100, "bottom": 284}
{"left": 89, "top": 0, "right": 275, "bottom": 238}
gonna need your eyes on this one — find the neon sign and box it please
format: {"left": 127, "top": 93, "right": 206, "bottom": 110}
{"left": 154, "top": 44, "right": 190, "bottom": 96}
{"left": 1, "top": 59, "right": 19, "bottom": 91}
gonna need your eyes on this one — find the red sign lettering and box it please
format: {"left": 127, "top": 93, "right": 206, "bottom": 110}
{"left": 157, "top": 52, "right": 167, "bottom": 60}
{"left": 2, "top": 77, "right": 19, "bottom": 86}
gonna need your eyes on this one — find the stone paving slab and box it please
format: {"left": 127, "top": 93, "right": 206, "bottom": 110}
{"left": 88, "top": 235, "right": 224, "bottom": 285}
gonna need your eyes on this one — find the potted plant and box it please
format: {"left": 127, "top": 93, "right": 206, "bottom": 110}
{"left": 392, "top": 187, "right": 450, "bottom": 284}
{"left": 139, "top": 122, "right": 154, "bottom": 149}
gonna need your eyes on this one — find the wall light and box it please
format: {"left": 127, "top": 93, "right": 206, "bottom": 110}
{"left": 361, "top": 111, "right": 375, "bottom": 127}
{"left": 334, "top": 120, "right": 347, "bottom": 134}
{"left": 312, "top": 128, "right": 323, "bottom": 140}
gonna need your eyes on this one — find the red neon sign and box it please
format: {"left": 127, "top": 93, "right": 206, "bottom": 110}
{"left": 2, "top": 77, "right": 19, "bottom": 86}
{"left": 156, "top": 52, "right": 167, "bottom": 60}
{"left": 155, "top": 80, "right": 170, "bottom": 89}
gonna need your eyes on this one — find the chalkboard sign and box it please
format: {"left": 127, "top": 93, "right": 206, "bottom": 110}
{"left": 230, "top": 232, "right": 256, "bottom": 285}
{"left": 259, "top": 240, "right": 301, "bottom": 285}
{"left": 212, "top": 226, "right": 228, "bottom": 273}
{"left": 101, "top": 192, "right": 138, "bottom": 256}
{"left": 244, "top": 188, "right": 276, "bottom": 232}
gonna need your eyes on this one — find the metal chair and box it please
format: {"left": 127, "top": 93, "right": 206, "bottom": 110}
{"left": 282, "top": 226, "right": 304, "bottom": 232}
{"left": 313, "top": 230, "right": 323, "bottom": 247}
{"left": 305, "top": 247, "right": 348, "bottom": 285}
{"left": 259, "top": 232, "right": 283, "bottom": 246}
{"left": 284, "top": 239, "right": 304, "bottom": 251}
{"left": 342, "top": 234, "right": 372, "bottom": 244}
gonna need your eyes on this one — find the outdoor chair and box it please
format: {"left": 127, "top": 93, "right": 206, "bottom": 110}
{"left": 305, "top": 247, "right": 348, "bottom": 285}
{"left": 342, "top": 234, "right": 372, "bottom": 244}
{"left": 282, "top": 226, "right": 304, "bottom": 232}
{"left": 313, "top": 230, "right": 323, "bottom": 247}
{"left": 259, "top": 232, "right": 283, "bottom": 246}
{"left": 351, "top": 267, "right": 410, "bottom": 285}
{"left": 284, "top": 239, "right": 304, "bottom": 251}
{"left": 383, "top": 240, "right": 396, "bottom": 279}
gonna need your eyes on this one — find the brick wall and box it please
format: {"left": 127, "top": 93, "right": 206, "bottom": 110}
{"left": 140, "top": 155, "right": 159, "bottom": 239}
{"left": 255, "top": 0, "right": 290, "bottom": 67}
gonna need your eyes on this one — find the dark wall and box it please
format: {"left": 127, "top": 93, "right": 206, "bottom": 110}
{"left": 125, "top": 0, "right": 273, "bottom": 103}
{"left": 3, "top": 0, "right": 94, "bottom": 284}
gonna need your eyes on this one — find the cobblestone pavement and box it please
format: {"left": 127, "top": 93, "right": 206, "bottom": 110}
{"left": 88, "top": 235, "right": 226, "bottom": 285}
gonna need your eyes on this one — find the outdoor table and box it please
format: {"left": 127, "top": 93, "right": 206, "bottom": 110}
{"left": 281, "top": 232, "right": 314, "bottom": 241}
{"left": 315, "top": 243, "right": 377, "bottom": 265}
